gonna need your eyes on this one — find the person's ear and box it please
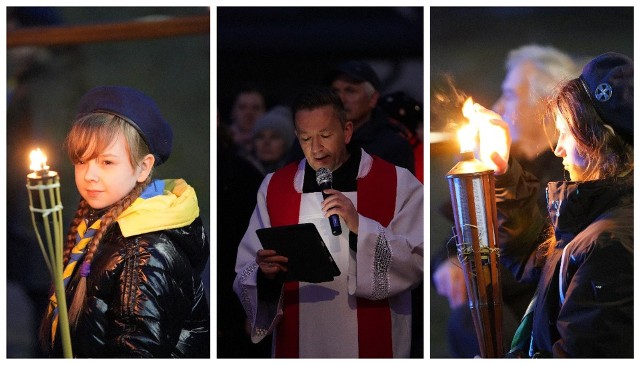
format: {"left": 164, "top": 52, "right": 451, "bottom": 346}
{"left": 137, "top": 153, "right": 155, "bottom": 182}
{"left": 369, "top": 90, "right": 380, "bottom": 108}
{"left": 343, "top": 121, "right": 354, "bottom": 145}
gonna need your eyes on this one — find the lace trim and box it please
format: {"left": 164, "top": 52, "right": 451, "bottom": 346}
{"left": 371, "top": 225, "right": 392, "bottom": 300}
{"left": 239, "top": 263, "right": 259, "bottom": 319}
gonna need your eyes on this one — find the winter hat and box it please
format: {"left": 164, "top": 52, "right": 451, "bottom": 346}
{"left": 326, "top": 60, "right": 382, "bottom": 91}
{"left": 252, "top": 105, "right": 296, "bottom": 150}
{"left": 579, "top": 52, "right": 633, "bottom": 145}
{"left": 76, "top": 86, "right": 173, "bottom": 165}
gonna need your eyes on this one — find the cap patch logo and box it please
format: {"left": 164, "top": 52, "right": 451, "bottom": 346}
{"left": 594, "top": 83, "right": 613, "bottom": 102}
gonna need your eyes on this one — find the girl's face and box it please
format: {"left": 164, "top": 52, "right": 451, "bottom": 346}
{"left": 554, "top": 113, "right": 588, "bottom": 181}
{"left": 75, "top": 133, "right": 153, "bottom": 209}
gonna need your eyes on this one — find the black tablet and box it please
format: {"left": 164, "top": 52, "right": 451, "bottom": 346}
{"left": 256, "top": 223, "right": 341, "bottom": 283}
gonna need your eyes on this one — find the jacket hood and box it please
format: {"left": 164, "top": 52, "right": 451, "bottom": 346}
{"left": 117, "top": 178, "right": 208, "bottom": 272}
{"left": 546, "top": 173, "right": 633, "bottom": 242}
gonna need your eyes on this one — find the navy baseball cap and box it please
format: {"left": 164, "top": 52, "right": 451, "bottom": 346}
{"left": 327, "top": 60, "right": 381, "bottom": 91}
{"left": 76, "top": 86, "right": 173, "bottom": 165}
{"left": 579, "top": 52, "right": 633, "bottom": 145}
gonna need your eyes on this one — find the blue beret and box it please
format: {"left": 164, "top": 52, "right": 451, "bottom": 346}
{"left": 76, "top": 86, "right": 173, "bottom": 165}
{"left": 579, "top": 52, "right": 633, "bottom": 145}
{"left": 327, "top": 60, "right": 382, "bottom": 91}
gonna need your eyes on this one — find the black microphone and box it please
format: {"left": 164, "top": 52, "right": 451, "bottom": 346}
{"left": 316, "top": 167, "right": 342, "bottom": 236}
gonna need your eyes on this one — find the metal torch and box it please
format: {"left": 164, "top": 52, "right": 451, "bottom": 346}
{"left": 446, "top": 150, "right": 504, "bottom": 358}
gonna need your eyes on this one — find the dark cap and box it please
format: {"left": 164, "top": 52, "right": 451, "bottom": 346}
{"left": 378, "top": 91, "right": 423, "bottom": 133}
{"left": 76, "top": 86, "right": 173, "bottom": 165}
{"left": 579, "top": 52, "right": 633, "bottom": 145}
{"left": 327, "top": 60, "right": 381, "bottom": 90}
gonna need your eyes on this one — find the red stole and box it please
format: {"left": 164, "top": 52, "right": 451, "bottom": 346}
{"left": 266, "top": 156, "right": 397, "bottom": 358}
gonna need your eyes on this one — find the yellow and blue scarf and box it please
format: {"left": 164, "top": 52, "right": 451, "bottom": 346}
{"left": 49, "top": 218, "right": 101, "bottom": 342}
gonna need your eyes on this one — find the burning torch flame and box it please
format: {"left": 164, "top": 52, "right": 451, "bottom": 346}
{"left": 457, "top": 97, "right": 508, "bottom": 172}
{"left": 458, "top": 98, "right": 478, "bottom": 153}
{"left": 30, "top": 148, "right": 49, "bottom": 172}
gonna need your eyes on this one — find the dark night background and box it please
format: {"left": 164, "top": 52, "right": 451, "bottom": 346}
{"left": 217, "top": 7, "right": 424, "bottom": 122}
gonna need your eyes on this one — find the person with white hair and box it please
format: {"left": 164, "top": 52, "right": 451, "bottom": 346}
{"left": 495, "top": 44, "right": 582, "bottom": 165}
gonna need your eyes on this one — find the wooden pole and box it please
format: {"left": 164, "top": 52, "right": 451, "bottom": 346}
{"left": 7, "top": 14, "right": 210, "bottom": 48}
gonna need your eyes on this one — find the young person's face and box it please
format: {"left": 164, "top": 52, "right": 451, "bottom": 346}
{"left": 294, "top": 104, "right": 353, "bottom": 172}
{"left": 74, "top": 133, "right": 152, "bottom": 209}
{"left": 231, "top": 92, "right": 266, "bottom": 131}
{"left": 554, "top": 113, "right": 588, "bottom": 181}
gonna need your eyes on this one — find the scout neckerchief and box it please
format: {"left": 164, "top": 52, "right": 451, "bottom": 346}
{"left": 49, "top": 217, "right": 101, "bottom": 343}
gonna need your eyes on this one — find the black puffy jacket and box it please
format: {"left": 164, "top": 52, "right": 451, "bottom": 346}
{"left": 47, "top": 216, "right": 210, "bottom": 358}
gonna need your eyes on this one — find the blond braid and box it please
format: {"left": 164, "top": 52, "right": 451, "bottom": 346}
{"left": 62, "top": 200, "right": 90, "bottom": 267}
{"left": 67, "top": 176, "right": 152, "bottom": 328}
{"left": 83, "top": 177, "right": 150, "bottom": 266}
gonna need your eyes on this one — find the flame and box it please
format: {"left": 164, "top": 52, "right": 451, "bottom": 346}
{"left": 457, "top": 97, "right": 478, "bottom": 153}
{"left": 457, "top": 97, "right": 509, "bottom": 171}
{"left": 29, "top": 148, "right": 49, "bottom": 172}
{"left": 457, "top": 123, "right": 476, "bottom": 153}
{"left": 461, "top": 97, "right": 476, "bottom": 121}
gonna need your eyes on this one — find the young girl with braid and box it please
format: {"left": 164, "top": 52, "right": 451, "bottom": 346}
{"left": 38, "top": 86, "right": 210, "bottom": 357}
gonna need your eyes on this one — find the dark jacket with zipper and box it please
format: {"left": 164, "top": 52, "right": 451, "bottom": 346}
{"left": 495, "top": 158, "right": 633, "bottom": 358}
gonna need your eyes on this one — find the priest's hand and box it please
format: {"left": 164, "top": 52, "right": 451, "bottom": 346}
{"left": 256, "top": 249, "right": 288, "bottom": 280}
{"left": 321, "top": 188, "right": 359, "bottom": 234}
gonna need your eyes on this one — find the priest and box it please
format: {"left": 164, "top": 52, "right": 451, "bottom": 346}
{"left": 233, "top": 86, "right": 424, "bottom": 358}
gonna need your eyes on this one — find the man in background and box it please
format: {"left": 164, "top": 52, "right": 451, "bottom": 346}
{"left": 328, "top": 60, "right": 415, "bottom": 173}
{"left": 287, "top": 60, "right": 415, "bottom": 174}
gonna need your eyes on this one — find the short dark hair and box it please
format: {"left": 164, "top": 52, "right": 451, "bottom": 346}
{"left": 291, "top": 87, "right": 347, "bottom": 127}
